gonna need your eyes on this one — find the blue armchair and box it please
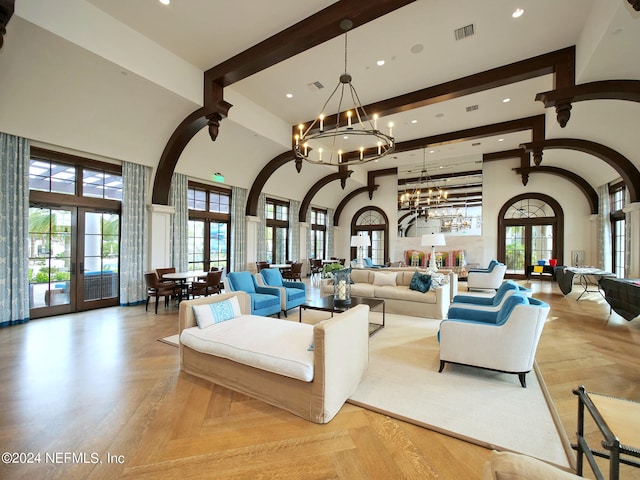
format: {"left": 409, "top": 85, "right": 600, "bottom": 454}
{"left": 226, "top": 271, "right": 282, "bottom": 317}
{"left": 363, "top": 257, "right": 385, "bottom": 268}
{"left": 449, "top": 280, "right": 531, "bottom": 318}
{"left": 257, "top": 268, "right": 306, "bottom": 317}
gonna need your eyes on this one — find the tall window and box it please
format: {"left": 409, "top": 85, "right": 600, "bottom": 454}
{"left": 28, "top": 148, "right": 122, "bottom": 318}
{"left": 351, "top": 207, "right": 389, "bottom": 265}
{"left": 187, "top": 183, "right": 231, "bottom": 272}
{"left": 310, "top": 208, "right": 326, "bottom": 259}
{"left": 265, "top": 198, "right": 289, "bottom": 264}
{"left": 610, "top": 183, "right": 626, "bottom": 278}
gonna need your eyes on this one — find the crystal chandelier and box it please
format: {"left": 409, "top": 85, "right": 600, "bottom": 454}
{"left": 292, "top": 19, "right": 395, "bottom": 167}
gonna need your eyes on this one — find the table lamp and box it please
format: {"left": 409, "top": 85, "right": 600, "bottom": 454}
{"left": 351, "top": 234, "right": 371, "bottom": 268}
{"left": 421, "top": 233, "right": 446, "bottom": 273}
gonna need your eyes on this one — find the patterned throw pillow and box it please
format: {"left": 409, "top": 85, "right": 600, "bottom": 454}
{"left": 409, "top": 272, "right": 432, "bottom": 293}
{"left": 192, "top": 297, "right": 241, "bottom": 329}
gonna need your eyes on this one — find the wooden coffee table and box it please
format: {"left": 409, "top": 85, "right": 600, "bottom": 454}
{"left": 299, "top": 296, "right": 385, "bottom": 336}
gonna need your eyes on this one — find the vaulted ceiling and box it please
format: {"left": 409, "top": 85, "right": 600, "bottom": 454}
{"left": 0, "top": 0, "right": 639, "bottom": 214}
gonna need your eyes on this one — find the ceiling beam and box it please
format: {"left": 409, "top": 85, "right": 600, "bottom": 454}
{"left": 0, "top": 0, "right": 14, "bottom": 49}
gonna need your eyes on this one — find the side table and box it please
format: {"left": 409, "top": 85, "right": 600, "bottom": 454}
{"left": 573, "top": 386, "right": 640, "bottom": 480}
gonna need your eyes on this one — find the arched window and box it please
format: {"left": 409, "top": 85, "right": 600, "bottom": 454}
{"left": 498, "top": 194, "right": 564, "bottom": 276}
{"left": 351, "top": 207, "right": 389, "bottom": 265}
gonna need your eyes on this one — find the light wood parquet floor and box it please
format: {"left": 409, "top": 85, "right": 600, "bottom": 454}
{"left": 0, "top": 278, "right": 639, "bottom": 480}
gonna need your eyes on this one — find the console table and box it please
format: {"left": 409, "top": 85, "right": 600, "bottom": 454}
{"left": 526, "top": 264, "right": 556, "bottom": 280}
{"left": 598, "top": 277, "right": 640, "bottom": 321}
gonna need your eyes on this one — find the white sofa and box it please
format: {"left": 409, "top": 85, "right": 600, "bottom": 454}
{"left": 178, "top": 292, "right": 370, "bottom": 424}
{"left": 321, "top": 268, "right": 456, "bottom": 319}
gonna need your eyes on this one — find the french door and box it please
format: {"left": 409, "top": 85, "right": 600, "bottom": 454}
{"left": 29, "top": 206, "right": 120, "bottom": 318}
{"left": 504, "top": 223, "right": 554, "bottom": 275}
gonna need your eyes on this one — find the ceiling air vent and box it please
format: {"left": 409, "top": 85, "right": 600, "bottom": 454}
{"left": 466, "top": 104, "right": 479, "bottom": 112}
{"left": 307, "top": 81, "right": 324, "bottom": 91}
{"left": 454, "top": 24, "right": 475, "bottom": 41}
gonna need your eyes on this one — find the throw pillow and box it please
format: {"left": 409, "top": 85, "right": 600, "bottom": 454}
{"left": 192, "top": 297, "right": 241, "bottom": 329}
{"left": 429, "top": 272, "right": 445, "bottom": 291}
{"left": 409, "top": 272, "right": 432, "bottom": 293}
{"left": 373, "top": 271, "right": 397, "bottom": 287}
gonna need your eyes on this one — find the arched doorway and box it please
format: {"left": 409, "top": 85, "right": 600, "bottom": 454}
{"left": 351, "top": 207, "right": 389, "bottom": 265}
{"left": 498, "top": 194, "right": 564, "bottom": 277}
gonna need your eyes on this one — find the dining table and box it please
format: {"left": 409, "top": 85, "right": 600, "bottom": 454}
{"left": 162, "top": 270, "right": 208, "bottom": 302}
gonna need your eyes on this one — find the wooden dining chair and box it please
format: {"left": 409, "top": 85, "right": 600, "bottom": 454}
{"left": 191, "top": 270, "right": 223, "bottom": 297}
{"left": 144, "top": 272, "right": 177, "bottom": 314}
{"left": 282, "top": 262, "right": 303, "bottom": 281}
{"left": 155, "top": 267, "right": 176, "bottom": 283}
{"left": 256, "top": 261, "right": 270, "bottom": 272}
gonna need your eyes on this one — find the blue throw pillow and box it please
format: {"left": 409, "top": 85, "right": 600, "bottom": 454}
{"left": 409, "top": 272, "right": 432, "bottom": 293}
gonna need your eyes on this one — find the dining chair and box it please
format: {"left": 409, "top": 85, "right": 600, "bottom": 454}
{"left": 191, "top": 270, "right": 222, "bottom": 297}
{"left": 310, "top": 259, "right": 323, "bottom": 285}
{"left": 155, "top": 267, "right": 176, "bottom": 283}
{"left": 255, "top": 261, "right": 270, "bottom": 272}
{"left": 282, "top": 262, "right": 303, "bottom": 281}
{"left": 144, "top": 272, "right": 177, "bottom": 314}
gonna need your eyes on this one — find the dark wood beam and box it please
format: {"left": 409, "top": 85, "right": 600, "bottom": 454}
{"left": 245, "top": 151, "right": 294, "bottom": 216}
{"left": 535, "top": 80, "right": 640, "bottom": 127}
{"left": 296, "top": 47, "right": 573, "bottom": 135}
{"left": 298, "top": 169, "right": 353, "bottom": 223}
{"left": 334, "top": 186, "right": 377, "bottom": 227}
{"left": 520, "top": 138, "right": 640, "bottom": 203}
{"left": 628, "top": 0, "right": 640, "bottom": 12}
{"left": 398, "top": 170, "right": 482, "bottom": 187}
{"left": 514, "top": 165, "right": 598, "bottom": 214}
{"left": 204, "top": 0, "right": 415, "bottom": 90}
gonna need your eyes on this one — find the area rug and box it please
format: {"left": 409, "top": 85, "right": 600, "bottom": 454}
{"left": 347, "top": 312, "right": 572, "bottom": 468}
{"left": 158, "top": 334, "right": 179, "bottom": 347}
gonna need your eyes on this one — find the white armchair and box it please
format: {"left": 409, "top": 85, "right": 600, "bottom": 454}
{"left": 438, "top": 294, "right": 550, "bottom": 387}
{"left": 466, "top": 260, "right": 507, "bottom": 291}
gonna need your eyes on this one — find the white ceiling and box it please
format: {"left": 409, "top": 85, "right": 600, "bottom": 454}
{"left": 1, "top": 0, "right": 640, "bottom": 204}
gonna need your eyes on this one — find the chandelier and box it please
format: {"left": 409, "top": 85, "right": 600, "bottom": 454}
{"left": 399, "top": 149, "right": 448, "bottom": 214}
{"left": 292, "top": 19, "right": 395, "bottom": 167}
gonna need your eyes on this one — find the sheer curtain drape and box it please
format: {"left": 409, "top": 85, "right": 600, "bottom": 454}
{"left": 231, "top": 186, "right": 246, "bottom": 273}
{"left": 257, "top": 193, "right": 266, "bottom": 262}
{"left": 625, "top": 189, "right": 632, "bottom": 276}
{"left": 170, "top": 173, "right": 188, "bottom": 271}
{"left": 305, "top": 207, "right": 312, "bottom": 260}
{"left": 597, "top": 184, "right": 612, "bottom": 272}
{"left": 289, "top": 199, "right": 300, "bottom": 262}
{"left": 0, "top": 132, "right": 30, "bottom": 326}
{"left": 326, "top": 208, "right": 335, "bottom": 258}
{"left": 120, "top": 161, "right": 148, "bottom": 305}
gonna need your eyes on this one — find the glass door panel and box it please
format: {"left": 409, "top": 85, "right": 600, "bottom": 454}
{"left": 505, "top": 226, "right": 525, "bottom": 274}
{"left": 209, "top": 222, "right": 227, "bottom": 271}
{"left": 371, "top": 230, "right": 385, "bottom": 265}
{"left": 81, "top": 211, "right": 120, "bottom": 304}
{"left": 28, "top": 207, "right": 74, "bottom": 316}
{"left": 274, "top": 227, "right": 287, "bottom": 264}
{"left": 188, "top": 220, "right": 205, "bottom": 271}
{"left": 531, "top": 225, "right": 553, "bottom": 265}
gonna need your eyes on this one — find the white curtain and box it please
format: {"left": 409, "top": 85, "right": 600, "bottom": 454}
{"left": 0, "top": 132, "right": 30, "bottom": 326}
{"left": 597, "top": 183, "right": 612, "bottom": 272}
{"left": 326, "top": 208, "right": 335, "bottom": 258}
{"left": 624, "top": 188, "right": 632, "bottom": 276}
{"left": 305, "top": 207, "right": 313, "bottom": 260}
{"left": 257, "top": 193, "right": 266, "bottom": 262}
{"left": 230, "top": 186, "right": 246, "bottom": 273}
{"left": 170, "top": 173, "right": 188, "bottom": 271}
{"left": 289, "top": 199, "right": 300, "bottom": 262}
{"left": 120, "top": 161, "right": 148, "bottom": 305}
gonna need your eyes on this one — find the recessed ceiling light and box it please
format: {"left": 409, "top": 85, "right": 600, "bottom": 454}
{"left": 285, "top": 93, "right": 293, "bottom": 99}
{"left": 159, "top": 0, "right": 170, "bottom": 5}
{"left": 429, "top": 150, "right": 435, "bottom": 154}
{"left": 502, "top": 98, "right": 511, "bottom": 103}
{"left": 512, "top": 8, "right": 524, "bottom": 18}
{"left": 376, "top": 60, "right": 385, "bottom": 66}
{"left": 411, "top": 119, "right": 418, "bottom": 124}
{"left": 498, "top": 138, "right": 505, "bottom": 142}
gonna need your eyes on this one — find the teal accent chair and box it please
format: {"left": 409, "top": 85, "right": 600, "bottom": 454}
{"left": 449, "top": 280, "right": 532, "bottom": 318}
{"left": 257, "top": 268, "right": 306, "bottom": 317}
{"left": 363, "top": 257, "right": 385, "bottom": 268}
{"left": 226, "top": 271, "right": 281, "bottom": 317}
